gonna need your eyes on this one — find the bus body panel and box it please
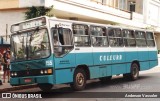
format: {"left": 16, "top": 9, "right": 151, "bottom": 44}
{"left": 75, "top": 47, "right": 93, "bottom": 66}
{"left": 137, "top": 47, "right": 149, "bottom": 62}
{"left": 89, "top": 66, "right": 100, "bottom": 79}
{"left": 54, "top": 52, "right": 75, "bottom": 84}
{"left": 92, "top": 47, "right": 111, "bottom": 65}
{"left": 110, "top": 47, "right": 125, "bottom": 75}
{"left": 10, "top": 75, "right": 54, "bottom": 86}
{"left": 149, "top": 59, "right": 158, "bottom": 69}
{"left": 125, "top": 48, "right": 138, "bottom": 64}
{"left": 10, "top": 17, "right": 158, "bottom": 88}
{"left": 139, "top": 61, "right": 150, "bottom": 70}
{"left": 10, "top": 56, "right": 55, "bottom": 85}
{"left": 55, "top": 69, "right": 74, "bottom": 84}
{"left": 54, "top": 53, "right": 76, "bottom": 69}
{"left": 92, "top": 47, "right": 111, "bottom": 78}
{"left": 149, "top": 48, "right": 158, "bottom": 69}
{"left": 149, "top": 50, "right": 158, "bottom": 60}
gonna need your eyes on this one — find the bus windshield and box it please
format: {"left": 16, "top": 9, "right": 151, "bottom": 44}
{"left": 11, "top": 28, "right": 51, "bottom": 61}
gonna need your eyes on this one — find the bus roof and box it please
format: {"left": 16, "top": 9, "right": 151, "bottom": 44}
{"left": 11, "top": 16, "right": 154, "bottom": 33}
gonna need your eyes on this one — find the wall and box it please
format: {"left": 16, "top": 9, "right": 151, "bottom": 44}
{"left": 0, "top": 0, "right": 19, "bottom": 9}
{"left": 144, "top": 0, "right": 160, "bottom": 27}
{"left": 19, "top": 0, "right": 45, "bottom": 7}
{"left": 0, "top": 10, "right": 25, "bottom": 37}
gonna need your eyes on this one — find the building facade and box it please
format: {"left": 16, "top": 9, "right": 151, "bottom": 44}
{"left": 0, "top": 0, "right": 160, "bottom": 58}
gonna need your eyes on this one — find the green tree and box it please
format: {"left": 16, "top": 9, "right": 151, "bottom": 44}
{"left": 25, "top": 6, "right": 54, "bottom": 20}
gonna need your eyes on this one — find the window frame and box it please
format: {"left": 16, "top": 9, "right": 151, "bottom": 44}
{"left": 51, "top": 27, "right": 74, "bottom": 57}
{"left": 108, "top": 27, "right": 124, "bottom": 47}
{"left": 122, "top": 29, "right": 136, "bottom": 47}
{"left": 90, "top": 25, "right": 108, "bottom": 47}
{"left": 146, "top": 31, "right": 155, "bottom": 47}
{"left": 135, "top": 31, "right": 147, "bottom": 47}
{"left": 72, "top": 23, "right": 91, "bottom": 47}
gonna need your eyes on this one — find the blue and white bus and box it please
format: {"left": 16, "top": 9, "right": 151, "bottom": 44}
{"left": 10, "top": 16, "right": 158, "bottom": 91}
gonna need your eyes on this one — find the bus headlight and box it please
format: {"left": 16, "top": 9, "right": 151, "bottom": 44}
{"left": 11, "top": 72, "right": 17, "bottom": 77}
{"left": 44, "top": 70, "right": 47, "bottom": 74}
{"left": 11, "top": 73, "right": 14, "bottom": 76}
{"left": 14, "top": 72, "right": 17, "bottom": 76}
{"left": 40, "top": 70, "right": 44, "bottom": 74}
{"left": 40, "top": 69, "right": 52, "bottom": 75}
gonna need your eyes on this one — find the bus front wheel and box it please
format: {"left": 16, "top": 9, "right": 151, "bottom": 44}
{"left": 38, "top": 83, "right": 53, "bottom": 91}
{"left": 70, "top": 68, "right": 86, "bottom": 91}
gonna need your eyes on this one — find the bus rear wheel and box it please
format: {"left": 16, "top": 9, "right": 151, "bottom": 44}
{"left": 38, "top": 83, "right": 53, "bottom": 91}
{"left": 70, "top": 68, "right": 86, "bottom": 91}
{"left": 124, "top": 63, "right": 139, "bottom": 81}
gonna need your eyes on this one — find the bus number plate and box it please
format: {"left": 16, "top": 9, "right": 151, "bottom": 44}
{"left": 24, "top": 78, "right": 32, "bottom": 83}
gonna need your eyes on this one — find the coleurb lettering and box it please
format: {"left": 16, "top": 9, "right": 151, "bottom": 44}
{"left": 100, "top": 55, "right": 122, "bottom": 61}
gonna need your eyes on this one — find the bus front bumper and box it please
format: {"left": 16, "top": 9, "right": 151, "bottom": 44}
{"left": 10, "top": 75, "right": 54, "bottom": 86}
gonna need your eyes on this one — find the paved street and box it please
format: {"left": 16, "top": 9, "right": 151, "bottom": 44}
{"left": 0, "top": 66, "right": 159, "bottom": 101}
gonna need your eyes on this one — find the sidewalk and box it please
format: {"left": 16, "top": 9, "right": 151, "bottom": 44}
{"left": 140, "top": 66, "right": 160, "bottom": 74}
{"left": 0, "top": 73, "right": 37, "bottom": 93}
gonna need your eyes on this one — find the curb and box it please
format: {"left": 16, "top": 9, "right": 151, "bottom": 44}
{"left": 0, "top": 84, "right": 37, "bottom": 93}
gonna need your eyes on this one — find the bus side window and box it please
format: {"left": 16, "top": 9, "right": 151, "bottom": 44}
{"left": 135, "top": 31, "right": 147, "bottom": 47}
{"left": 108, "top": 28, "right": 123, "bottom": 47}
{"left": 62, "top": 29, "right": 73, "bottom": 46}
{"left": 52, "top": 29, "right": 62, "bottom": 55}
{"left": 146, "top": 32, "right": 155, "bottom": 47}
{"left": 123, "top": 29, "right": 136, "bottom": 47}
{"left": 72, "top": 24, "right": 90, "bottom": 47}
{"left": 90, "top": 26, "right": 108, "bottom": 47}
{"left": 52, "top": 28, "right": 73, "bottom": 57}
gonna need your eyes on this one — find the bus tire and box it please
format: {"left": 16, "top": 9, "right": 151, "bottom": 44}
{"left": 124, "top": 63, "right": 139, "bottom": 81}
{"left": 99, "top": 76, "right": 112, "bottom": 83}
{"left": 70, "top": 68, "right": 86, "bottom": 91}
{"left": 38, "top": 83, "right": 53, "bottom": 91}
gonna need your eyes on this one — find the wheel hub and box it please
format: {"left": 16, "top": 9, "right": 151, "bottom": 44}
{"left": 133, "top": 67, "right": 138, "bottom": 77}
{"left": 76, "top": 73, "right": 84, "bottom": 86}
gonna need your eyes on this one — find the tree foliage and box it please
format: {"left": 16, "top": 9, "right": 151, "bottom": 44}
{"left": 25, "top": 6, "right": 54, "bottom": 19}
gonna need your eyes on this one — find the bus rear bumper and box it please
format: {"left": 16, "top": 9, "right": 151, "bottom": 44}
{"left": 10, "top": 75, "right": 54, "bottom": 86}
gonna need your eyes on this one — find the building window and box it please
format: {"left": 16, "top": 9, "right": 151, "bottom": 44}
{"left": 102, "top": 0, "right": 106, "bottom": 5}
{"left": 118, "top": 0, "right": 127, "bottom": 11}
